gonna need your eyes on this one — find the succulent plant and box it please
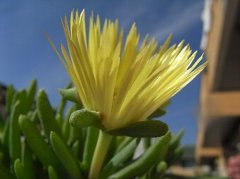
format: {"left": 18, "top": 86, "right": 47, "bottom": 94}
{"left": 0, "top": 80, "right": 184, "bottom": 179}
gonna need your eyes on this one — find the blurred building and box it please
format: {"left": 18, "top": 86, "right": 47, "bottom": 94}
{"left": 197, "top": 0, "right": 240, "bottom": 175}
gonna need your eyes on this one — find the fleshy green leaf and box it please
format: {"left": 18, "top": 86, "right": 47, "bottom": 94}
{"left": 68, "top": 125, "right": 83, "bottom": 146}
{"left": 149, "top": 108, "right": 166, "bottom": 119}
{"left": 149, "top": 100, "right": 170, "bottom": 119}
{"left": 143, "top": 138, "right": 151, "bottom": 150}
{"left": 59, "top": 88, "right": 80, "bottom": 103}
{"left": 1, "top": 118, "right": 10, "bottom": 155}
{"left": 37, "top": 89, "right": 62, "bottom": 137}
{"left": 71, "top": 140, "right": 80, "bottom": 158}
{"left": 173, "top": 146, "right": 184, "bottom": 160}
{"left": 6, "top": 85, "right": 15, "bottom": 114}
{"left": 80, "top": 127, "right": 99, "bottom": 171}
{"left": 156, "top": 161, "right": 167, "bottom": 173}
{"left": 57, "top": 84, "right": 72, "bottom": 117}
{"left": 25, "top": 79, "right": 37, "bottom": 111}
{"left": 99, "top": 139, "right": 139, "bottom": 179}
{"left": 9, "top": 101, "right": 21, "bottom": 162}
{"left": 108, "top": 120, "right": 168, "bottom": 137}
{"left": 21, "top": 140, "right": 35, "bottom": 179}
{"left": 17, "top": 90, "right": 29, "bottom": 114}
{"left": 115, "top": 137, "right": 134, "bottom": 153}
{"left": 62, "top": 104, "right": 78, "bottom": 143}
{"left": 56, "top": 98, "right": 67, "bottom": 120}
{"left": 18, "top": 115, "right": 59, "bottom": 169}
{"left": 14, "top": 159, "right": 31, "bottom": 179}
{"left": 48, "top": 166, "right": 58, "bottom": 179}
{"left": 69, "top": 109, "right": 102, "bottom": 128}
{"left": 109, "top": 132, "right": 171, "bottom": 179}
{"left": 169, "top": 129, "right": 184, "bottom": 151}
{"left": 50, "top": 132, "right": 83, "bottom": 179}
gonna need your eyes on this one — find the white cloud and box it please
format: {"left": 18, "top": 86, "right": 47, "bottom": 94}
{"left": 151, "top": 1, "right": 203, "bottom": 41}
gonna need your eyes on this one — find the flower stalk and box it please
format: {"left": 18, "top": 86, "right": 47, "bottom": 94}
{"left": 89, "top": 130, "right": 112, "bottom": 179}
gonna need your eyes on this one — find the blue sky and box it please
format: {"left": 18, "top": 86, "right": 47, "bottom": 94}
{"left": 0, "top": 0, "right": 204, "bottom": 144}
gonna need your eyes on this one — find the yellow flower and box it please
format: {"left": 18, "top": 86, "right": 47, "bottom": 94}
{"left": 52, "top": 10, "right": 206, "bottom": 130}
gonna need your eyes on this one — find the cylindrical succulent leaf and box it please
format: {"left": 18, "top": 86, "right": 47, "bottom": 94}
{"left": 18, "top": 115, "right": 59, "bottom": 169}
{"left": 109, "top": 133, "right": 171, "bottom": 179}
{"left": 37, "top": 89, "right": 62, "bottom": 137}
{"left": 9, "top": 101, "right": 21, "bottom": 162}
{"left": 50, "top": 131, "right": 83, "bottom": 179}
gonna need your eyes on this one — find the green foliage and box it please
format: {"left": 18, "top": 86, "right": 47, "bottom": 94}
{"left": 107, "top": 120, "right": 168, "bottom": 137}
{"left": 81, "top": 127, "right": 99, "bottom": 172}
{"left": 50, "top": 132, "right": 83, "bottom": 179}
{"left": 0, "top": 80, "right": 184, "bottom": 179}
{"left": 70, "top": 109, "right": 102, "bottom": 129}
{"left": 109, "top": 133, "right": 171, "bottom": 179}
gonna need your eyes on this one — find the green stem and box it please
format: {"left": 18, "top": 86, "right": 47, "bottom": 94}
{"left": 89, "top": 130, "right": 112, "bottom": 179}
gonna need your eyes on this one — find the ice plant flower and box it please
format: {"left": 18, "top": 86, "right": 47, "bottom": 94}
{"left": 50, "top": 9, "right": 206, "bottom": 178}
{"left": 52, "top": 10, "right": 206, "bottom": 131}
